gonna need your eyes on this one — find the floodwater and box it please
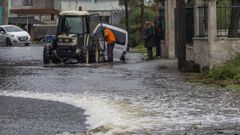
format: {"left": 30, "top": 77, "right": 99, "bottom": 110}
{"left": 0, "top": 46, "right": 239, "bottom": 135}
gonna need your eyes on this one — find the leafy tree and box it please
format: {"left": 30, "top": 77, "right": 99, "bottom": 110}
{"left": 119, "top": 0, "right": 156, "bottom": 47}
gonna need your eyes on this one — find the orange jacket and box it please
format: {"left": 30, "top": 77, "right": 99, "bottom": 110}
{"left": 103, "top": 28, "right": 116, "bottom": 44}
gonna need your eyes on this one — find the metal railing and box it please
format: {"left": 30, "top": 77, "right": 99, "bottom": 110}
{"left": 197, "top": 6, "right": 208, "bottom": 37}
{"left": 217, "top": 4, "right": 240, "bottom": 37}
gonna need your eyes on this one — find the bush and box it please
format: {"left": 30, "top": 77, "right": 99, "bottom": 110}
{"left": 202, "top": 55, "right": 240, "bottom": 81}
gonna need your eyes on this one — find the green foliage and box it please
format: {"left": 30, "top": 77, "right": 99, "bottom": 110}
{"left": 196, "top": 55, "right": 240, "bottom": 90}
{"left": 120, "top": 2, "right": 156, "bottom": 47}
{"left": 217, "top": 1, "right": 231, "bottom": 30}
{"left": 132, "top": 42, "right": 157, "bottom": 59}
{"left": 205, "top": 55, "right": 240, "bottom": 80}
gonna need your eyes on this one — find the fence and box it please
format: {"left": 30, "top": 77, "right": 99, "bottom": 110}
{"left": 197, "top": 6, "right": 208, "bottom": 37}
{"left": 217, "top": 4, "right": 240, "bottom": 37}
{"left": 197, "top": 4, "right": 240, "bottom": 37}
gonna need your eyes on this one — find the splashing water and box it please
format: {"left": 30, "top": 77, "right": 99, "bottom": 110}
{"left": 0, "top": 89, "right": 239, "bottom": 135}
{"left": 0, "top": 91, "right": 160, "bottom": 135}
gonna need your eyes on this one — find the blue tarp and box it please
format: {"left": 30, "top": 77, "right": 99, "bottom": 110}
{"left": 42, "top": 35, "right": 56, "bottom": 43}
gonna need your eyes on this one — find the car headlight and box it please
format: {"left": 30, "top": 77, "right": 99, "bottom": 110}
{"left": 65, "top": 39, "right": 70, "bottom": 43}
{"left": 58, "top": 39, "right": 63, "bottom": 42}
{"left": 9, "top": 34, "right": 15, "bottom": 37}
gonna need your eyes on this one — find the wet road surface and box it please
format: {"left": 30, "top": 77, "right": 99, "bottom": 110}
{"left": 0, "top": 96, "right": 87, "bottom": 135}
{"left": 0, "top": 45, "right": 239, "bottom": 135}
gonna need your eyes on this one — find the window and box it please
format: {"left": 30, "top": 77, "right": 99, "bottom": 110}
{"left": 58, "top": 16, "right": 87, "bottom": 35}
{"left": 23, "top": 0, "right": 33, "bottom": 6}
{"left": 0, "top": 27, "right": 6, "bottom": 34}
{"left": 4, "top": 26, "right": 23, "bottom": 32}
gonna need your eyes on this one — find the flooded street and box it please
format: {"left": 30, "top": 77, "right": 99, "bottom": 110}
{"left": 0, "top": 46, "right": 239, "bottom": 135}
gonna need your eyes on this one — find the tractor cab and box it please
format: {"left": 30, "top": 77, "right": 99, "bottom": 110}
{"left": 43, "top": 11, "right": 93, "bottom": 64}
{"left": 43, "top": 10, "right": 128, "bottom": 64}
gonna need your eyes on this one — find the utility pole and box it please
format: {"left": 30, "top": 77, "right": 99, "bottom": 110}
{"left": 141, "top": 0, "right": 144, "bottom": 39}
{"left": 177, "top": 0, "right": 186, "bottom": 71}
{"left": 124, "top": 0, "right": 129, "bottom": 33}
{"left": 124, "top": 0, "right": 129, "bottom": 51}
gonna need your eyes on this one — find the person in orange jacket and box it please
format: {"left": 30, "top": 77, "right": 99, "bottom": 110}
{"left": 103, "top": 27, "right": 116, "bottom": 63}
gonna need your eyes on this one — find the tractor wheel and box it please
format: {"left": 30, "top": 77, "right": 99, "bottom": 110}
{"left": 6, "top": 38, "right": 12, "bottom": 46}
{"left": 89, "top": 49, "right": 97, "bottom": 63}
{"left": 43, "top": 45, "right": 52, "bottom": 64}
{"left": 52, "top": 55, "right": 60, "bottom": 64}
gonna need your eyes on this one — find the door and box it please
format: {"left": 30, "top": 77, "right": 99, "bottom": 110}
{"left": 93, "top": 23, "right": 128, "bottom": 61}
{"left": 0, "top": 27, "right": 6, "bottom": 44}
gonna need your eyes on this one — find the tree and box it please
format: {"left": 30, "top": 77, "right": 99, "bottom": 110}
{"left": 228, "top": 0, "right": 240, "bottom": 37}
{"left": 119, "top": 0, "right": 156, "bottom": 47}
{"left": 177, "top": 0, "right": 186, "bottom": 70}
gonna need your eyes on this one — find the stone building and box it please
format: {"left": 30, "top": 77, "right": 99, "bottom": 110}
{"left": 9, "top": 0, "right": 60, "bottom": 40}
{"left": 160, "top": 0, "right": 240, "bottom": 70}
{"left": 54, "top": 0, "right": 124, "bottom": 25}
{"left": 10, "top": 0, "right": 59, "bottom": 24}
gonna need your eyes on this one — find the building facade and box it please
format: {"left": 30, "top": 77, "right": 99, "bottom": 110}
{"left": 10, "top": 0, "right": 59, "bottom": 24}
{"left": 9, "top": 0, "right": 60, "bottom": 40}
{"left": 54, "top": 0, "right": 124, "bottom": 25}
{"left": 161, "top": 0, "right": 240, "bottom": 70}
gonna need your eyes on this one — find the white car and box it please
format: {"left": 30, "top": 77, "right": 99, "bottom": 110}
{"left": 0, "top": 25, "right": 31, "bottom": 46}
{"left": 93, "top": 23, "right": 128, "bottom": 62}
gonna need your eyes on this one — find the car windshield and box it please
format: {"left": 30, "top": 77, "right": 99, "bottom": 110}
{"left": 58, "top": 16, "right": 86, "bottom": 35}
{"left": 4, "top": 26, "right": 23, "bottom": 32}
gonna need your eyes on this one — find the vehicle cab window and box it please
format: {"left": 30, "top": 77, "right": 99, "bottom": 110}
{"left": 0, "top": 27, "right": 6, "bottom": 34}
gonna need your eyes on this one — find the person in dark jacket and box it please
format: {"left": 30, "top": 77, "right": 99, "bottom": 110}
{"left": 155, "top": 21, "right": 163, "bottom": 57}
{"left": 144, "top": 22, "right": 155, "bottom": 60}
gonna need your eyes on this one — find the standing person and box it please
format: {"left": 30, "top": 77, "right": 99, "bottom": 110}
{"left": 103, "top": 27, "right": 116, "bottom": 63}
{"left": 155, "top": 20, "right": 162, "bottom": 57}
{"left": 143, "top": 22, "right": 155, "bottom": 60}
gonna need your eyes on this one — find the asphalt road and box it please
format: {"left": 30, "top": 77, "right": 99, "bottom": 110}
{"left": 0, "top": 45, "right": 239, "bottom": 135}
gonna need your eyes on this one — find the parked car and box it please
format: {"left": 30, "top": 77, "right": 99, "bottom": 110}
{"left": 0, "top": 25, "right": 31, "bottom": 46}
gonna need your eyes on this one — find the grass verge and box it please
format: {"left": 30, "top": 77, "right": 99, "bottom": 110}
{"left": 131, "top": 43, "right": 156, "bottom": 59}
{"left": 191, "top": 55, "right": 240, "bottom": 90}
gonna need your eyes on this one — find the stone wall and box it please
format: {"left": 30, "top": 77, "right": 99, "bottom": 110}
{"left": 192, "top": 38, "right": 209, "bottom": 69}
{"left": 192, "top": 37, "right": 240, "bottom": 70}
{"left": 210, "top": 38, "right": 240, "bottom": 67}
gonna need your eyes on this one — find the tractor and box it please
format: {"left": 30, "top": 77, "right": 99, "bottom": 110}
{"left": 43, "top": 10, "right": 104, "bottom": 64}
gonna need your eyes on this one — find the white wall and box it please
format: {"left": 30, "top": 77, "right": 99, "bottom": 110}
{"left": 54, "top": 0, "right": 124, "bottom": 25}
{"left": 56, "top": 0, "right": 122, "bottom": 11}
